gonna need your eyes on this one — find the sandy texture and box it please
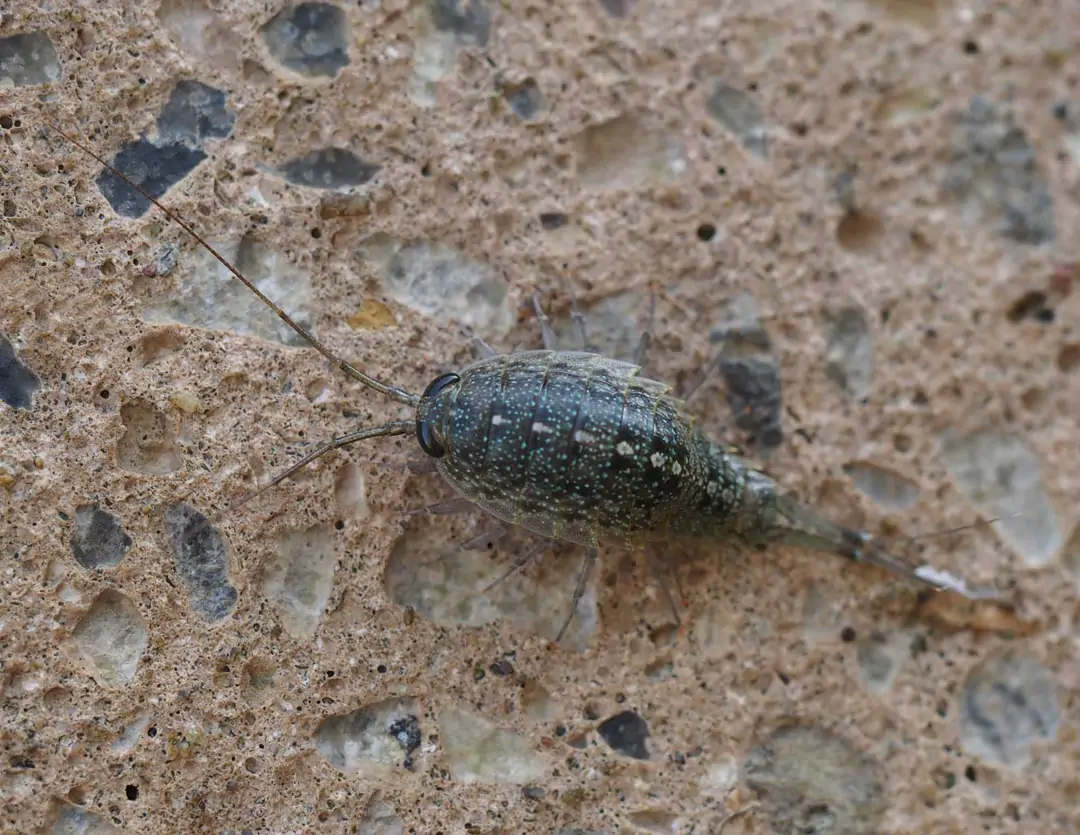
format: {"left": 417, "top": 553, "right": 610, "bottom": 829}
{"left": 2, "top": 1, "right": 1080, "bottom": 833}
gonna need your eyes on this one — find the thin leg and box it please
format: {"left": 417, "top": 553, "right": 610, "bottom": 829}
{"left": 643, "top": 546, "right": 683, "bottom": 626}
{"left": 471, "top": 336, "right": 499, "bottom": 359}
{"left": 181, "top": 419, "right": 414, "bottom": 543}
{"left": 359, "top": 457, "right": 440, "bottom": 475}
{"left": 680, "top": 352, "right": 724, "bottom": 403}
{"left": 556, "top": 547, "right": 598, "bottom": 644}
{"left": 401, "top": 497, "right": 476, "bottom": 517}
{"left": 460, "top": 524, "right": 510, "bottom": 551}
{"left": 481, "top": 540, "right": 550, "bottom": 593}
{"left": 633, "top": 289, "right": 657, "bottom": 368}
{"left": 531, "top": 291, "right": 558, "bottom": 351}
{"left": 567, "top": 283, "right": 592, "bottom": 351}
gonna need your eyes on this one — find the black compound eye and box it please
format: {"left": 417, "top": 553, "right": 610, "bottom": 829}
{"left": 422, "top": 372, "right": 460, "bottom": 400}
{"left": 416, "top": 373, "right": 459, "bottom": 458}
{"left": 417, "top": 418, "right": 445, "bottom": 458}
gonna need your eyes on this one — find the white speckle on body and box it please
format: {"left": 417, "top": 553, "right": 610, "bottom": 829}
{"left": 671, "top": 461, "right": 683, "bottom": 476}
{"left": 491, "top": 414, "right": 505, "bottom": 426}
{"left": 650, "top": 452, "right": 666, "bottom": 468}
{"left": 574, "top": 430, "right": 597, "bottom": 445}
{"left": 531, "top": 422, "right": 553, "bottom": 434}
{"left": 616, "top": 441, "right": 635, "bottom": 457}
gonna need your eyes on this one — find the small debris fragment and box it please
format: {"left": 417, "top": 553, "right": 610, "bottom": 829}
{"left": 347, "top": 298, "right": 398, "bottom": 330}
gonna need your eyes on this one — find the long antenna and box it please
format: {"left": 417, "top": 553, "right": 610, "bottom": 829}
{"left": 47, "top": 122, "right": 420, "bottom": 407}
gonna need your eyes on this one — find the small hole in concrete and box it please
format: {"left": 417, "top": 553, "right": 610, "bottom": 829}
{"left": 0, "top": 115, "right": 12, "bottom": 130}
{"left": 963, "top": 39, "right": 979, "bottom": 54}
{"left": 696, "top": 223, "right": 716, "bottom": 242}
{"left": 125, "top": 785, "right": 139, "bottom": 801}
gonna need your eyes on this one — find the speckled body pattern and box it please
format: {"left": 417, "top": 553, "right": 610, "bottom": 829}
{"left": 415, "top": 350, "right": 785, "bottom": 550}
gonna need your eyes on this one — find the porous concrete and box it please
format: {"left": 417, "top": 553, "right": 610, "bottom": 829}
{"left": 2, "top": 1, "right": 1080, "bottom": 833}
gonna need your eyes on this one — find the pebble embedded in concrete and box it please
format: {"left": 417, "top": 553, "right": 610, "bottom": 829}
{"left": 334, "top": 460, "right": 370, "bottom": 520}
{"left": 70, "top": 505, "right": 132, "bottom": 570}
{"left": 260, "top": 2, "right": 351, "bottom": 79}
{"left": 156, "top": 79, "right": 237, "bottom": 146}
{"left": 706, "top": 82, "right": 769, "bottom": 158}
{"left": 943, "top": 97, "right": 1056, "bottom": 244}
{"left": 938, "top": 430, "right": 1062, "bottom": 566}
{"left": 742, "top": 724, "right": 886, "bottom": 835}
{"left": 49, "top": 802, "right": 120, "bottom": 834}
{"left": 572, "top": 114, "right": 687, "bottom": 191}
{"left": 261, "top": 524, "right": 337, "bottom": 639}
{"left": 0, "top": 333, "right": 41, "bottom": 410}
{"left": 313, "top": 698, "right": 423, "bottom": 776}
{"left": 824, "top": 306, "right": 873, "bottom": 399}
{"left": 157, "top": 0, "right": 242, "bottom": 72}
{"left": 383, "top": 517, "right": 598, "bottom": 652}
{"left": 0, "top": 31, "right": 61, "bottom": 87}
{"left": 70, "top": 590, "right": 149, "bottom": 687}
{"left": 844, "top": 461, "right": 920, "bottom": 511}
{"left": 501, "top": 77, "right": 544, "bottom": 121}
{"left": 428, "top": 0, "right": 491, "bottom": 46}
{"left": 115, "top": 399, "right": 182, "bottom": 475}
{"left": 357, "top": 236, "right": 515, "bottom": 338}
{"left": 140, "top": 233, "right": 316, "bottom": 346}
{"left": 855, "top": 630, "right": 911, "bottom": 694}
{"left": 439, "top": 707, "right": 547, "bottom": 783}
{"left": 96, "top": 139, "right": 207, "bottom": 218}
{"left": 358, "top": 797, "right": 405, "bottom": 835}
{"left": 280, "top": 148, "right": 380, "bottom": 189}
{"left": 958, "top": 649, "right": 1060, "bottom": 768}
{"left": 553, "top": 291, "right": 642, "bottom": 360}
{"left": 709, "top": 293, "right": 783, "bottom": 450}
{"left": 164, "top": 502, "right": 238, "bottom": 622}
{"left": 596, "top": 710, "right": 650, "bottom": 760}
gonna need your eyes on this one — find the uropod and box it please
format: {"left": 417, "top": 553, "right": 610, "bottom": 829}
{"left": 51, "top": 125, "right": 1002, "bottom": 644}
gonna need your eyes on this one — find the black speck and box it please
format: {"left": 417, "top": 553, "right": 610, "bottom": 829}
{"left": 0, "top": 333, "right": 41, "bottom": 411}
{"left": 539, "top": 212, "right": 567, "bottom": 230}
{"left": 963, "top": 39, "right": 979, "bottom": 55}
{"left": 696, "top": 223, "right": 716, "bottom": 242}
{"left": 489, "top": 658, "right": 514, "bottom": 677}
{"left": 596, "top": 710, "right": 650, "bottom": 760}
{"left": 840, "top": 626, "right": 857, "bottom": 643}
{"left": 376, "top": 664, "right": 387, "bottom": 674}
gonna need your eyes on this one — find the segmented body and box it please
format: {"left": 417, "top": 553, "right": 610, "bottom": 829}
{"left": 417, "top": 349, "right": 780, "bottom": 551}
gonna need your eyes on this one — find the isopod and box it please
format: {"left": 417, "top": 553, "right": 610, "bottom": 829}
{"left": 51, "top": 124, "right": 1000, "bottom": 644}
